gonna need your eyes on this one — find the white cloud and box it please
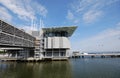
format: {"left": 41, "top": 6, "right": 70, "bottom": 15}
{"left": 0, "top": 6, "right": 12, "bottom": 22}
{"left": 19, "top": 25, "right": 37, "bottom": 34}
{"left": 33, "top": 2, "right": 48, "bottom": 17}
{"left": 106, "top": 0, "right": 119, "bottom": 5}
{"left": 0, "top": 0, "right": 34, "bottom": 21}
{"left": 72, "top": 22, "right": 120, "bottom": 52}
{"left": 83, "top": 10, "right": 103, "bottom": 23}
{"left": 71, "top": 0, "right": 93, "bottom": 13}
{"left": 66, "top": 10, "right": 74, "bottom": 20}
{"left": 67, "top": 0, "right": 119, "bottom": 24}
{"left": 73, "top": 19, "right": 80, "bottom": 24}
{"left": 0, "top": 0, "right": 48, "bottom": 21}
{"left": 117, "top": 22, "right": 120, "bottom": 27}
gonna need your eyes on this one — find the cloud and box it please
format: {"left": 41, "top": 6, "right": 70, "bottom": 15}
{"left": 18, "top": 25, "right": 37, "bottom": 34}
{"left": 0, "top": 6, "right": 12, "bottom": 22}
{"left": 33, "top": 2, "right": 48, "bottom": 17}
{"left": 66, "top": 10, "right": 74, "bottom": 20}
{"left": 67, "top": 0, "right": 119, "bottom": 24}
{"left": 66, "top": 10, "right": 81, "bottom": 24}
{"left": 0, "top": 0, "right": 48, "bottom": 34}
{"left": 0, "top": 0, "right": 34, "bottom": 21}
{"left": 117, "top": 22, "right": 120, "bottom": 27}
{"left": 72, "top": 22, "right": 120, "bottom": 52}
{"left": 106, "top": 0, "right": 120, "bottom": 5}
{"left": 83, "top": 10, "right": 103, "bottom": 23}
{"left": 0, "top": 0, "right": 48, "bottom": 21}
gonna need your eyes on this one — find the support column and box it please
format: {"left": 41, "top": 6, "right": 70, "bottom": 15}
{"left": 45, "top": 52, "right": 46, "bottom": 57}
{"left": 24, "top": 48, "right": 29, "bottom": 59}
{"left": 25, "top": 49, "right": 27, "bottom": 59}
{"left": 59, "top": 49, "right": 60, "bottom": 57}
{"left": 39, "top": 51, "right": 40, "bottom": 58}
{"left": 66, "top": 50, "right": 67, "bottom": 57}
{"left": 15, "top": 51, "right": 17, "bottom": 58}
{"left": 52, "top": 51, "right": 53, "bottom": 57}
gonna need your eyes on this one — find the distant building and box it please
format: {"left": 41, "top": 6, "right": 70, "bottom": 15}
{"left": 72, "top": 51, "right": 80, "bottom": 56}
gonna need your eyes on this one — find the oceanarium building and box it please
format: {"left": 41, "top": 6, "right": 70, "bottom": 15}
{"left": 32, "top": 26, "right": 77, "bottom": 60}
{"left": 0, "top": 19, "right": 77, "bottom": 60}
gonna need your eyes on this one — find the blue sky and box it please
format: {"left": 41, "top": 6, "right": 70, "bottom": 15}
{"left": 0, "top": 0, "right": 120, "bottom": 52}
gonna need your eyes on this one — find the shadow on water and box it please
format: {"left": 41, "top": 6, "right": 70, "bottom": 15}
{"left": 0, "top": 61, "right": 72, "bottom": 78}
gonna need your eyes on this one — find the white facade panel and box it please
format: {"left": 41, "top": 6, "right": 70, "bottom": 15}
{"left": 53, "top": 37, "right": 59, "bottom": 48}
{"left": 48, "top": 37, "right": 51, "bottom": 48}
{"left": 44, "top": 38, "right": 46, "bottom": 49}
{"left": 44, "top": 37, "right": 70, "bottom": 49}
{"left": 44, "top": 37, "right": 52, "bottom": 49}
{"left": 62, "top": 37, "right": 70, "bottom": 48}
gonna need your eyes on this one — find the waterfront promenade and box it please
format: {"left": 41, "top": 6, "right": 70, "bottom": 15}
{"left": 0, "top": 54, "right": 68, "bottom": 62}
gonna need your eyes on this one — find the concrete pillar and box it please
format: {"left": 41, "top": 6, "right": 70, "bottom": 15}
{"left": 15, "top": 52, "right": 17, "bottom": 58}
{"left": 66, "top": 51, "right": 67, "bottom": 57}
{"left": 45, "top": 52, "right": 46, "bottom": 57}
{"left": 27, "top": 49, "right": 29, "bottom": 58}
{"left": 52, "top": 51, "right": 53, "bottom": 57}
{"left": 59, "top": 50, "right": 60, "bottom": 57}
{"left": 39, "top": 52, "right": 40, "bottom": 58}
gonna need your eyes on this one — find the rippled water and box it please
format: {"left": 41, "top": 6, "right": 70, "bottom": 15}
{"left": 0, "top": 58, "right": 120, "bottom": 78}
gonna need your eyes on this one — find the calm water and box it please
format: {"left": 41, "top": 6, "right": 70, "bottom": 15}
{"left": 0, "top": 58, "right": 120, "bottom": 78}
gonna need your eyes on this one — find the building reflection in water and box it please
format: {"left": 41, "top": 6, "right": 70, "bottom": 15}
{"left": 0, "top": 61, "right": 72, "bottom": 78}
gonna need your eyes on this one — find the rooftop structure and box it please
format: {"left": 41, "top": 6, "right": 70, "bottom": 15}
{"left": 42, "top": 26, "right": 77, "bottom": 37}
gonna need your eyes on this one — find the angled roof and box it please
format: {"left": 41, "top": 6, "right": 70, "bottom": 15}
{"left": 42, "top": 26, "right": 77, "bottom": 37}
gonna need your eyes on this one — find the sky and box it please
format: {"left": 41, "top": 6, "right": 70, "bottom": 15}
{"left": 0, "top": 0, "right": 120, "bottom": 52}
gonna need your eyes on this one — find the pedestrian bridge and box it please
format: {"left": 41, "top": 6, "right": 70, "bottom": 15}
{"left": 0, "top": 19, "right": 35, "bottom": 48}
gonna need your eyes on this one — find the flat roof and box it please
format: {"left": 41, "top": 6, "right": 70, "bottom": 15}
{"left": 42, "top": 26, "right": 77, "bottom": 37}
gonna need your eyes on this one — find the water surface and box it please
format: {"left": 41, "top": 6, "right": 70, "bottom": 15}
{"left": 0, "top": 58, "right": 120, "bottom": 78}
